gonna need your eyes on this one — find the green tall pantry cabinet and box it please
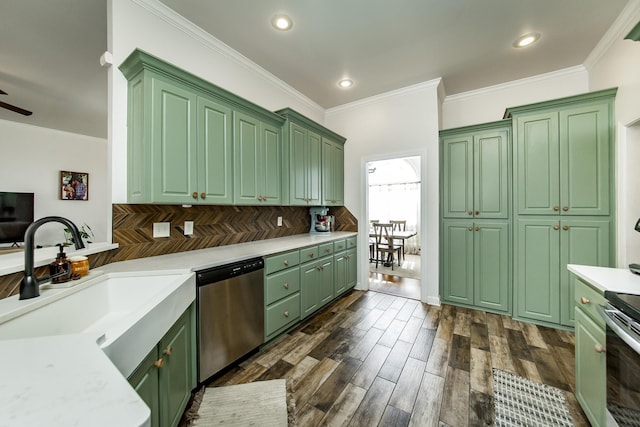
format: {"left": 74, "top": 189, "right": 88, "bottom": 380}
{"left": 440, "top": 120, "right": 511, "bottom": 314}
{"left": 508, "top": 88, "right": 616, "bottom": 327}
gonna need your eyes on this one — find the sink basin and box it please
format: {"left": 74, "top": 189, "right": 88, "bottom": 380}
{"left": 0, "top": 271, "right": 195, "bottom": 377}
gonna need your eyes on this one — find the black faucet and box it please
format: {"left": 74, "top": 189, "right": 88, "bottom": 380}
{"left": 20, "top": 216, "right": 86, "bottom": 300}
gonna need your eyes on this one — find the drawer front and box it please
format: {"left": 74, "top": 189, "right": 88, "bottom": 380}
{"left": 574, "top": 278, "right": 606, "bottom": 327}
{"left": 300, "top": 245, "right": 319, "bottom": 263}
{"left": 265, "top": 268, "right": 300, "bottom": 305}
{"left": 319, "top": 242, "right": 334, "bottom": 257}
{"left": 265, "top": 293, "right": 300, "bottom": 337}
{"left": 265, "top": 250, "right": 300, "bottom": 275}
{"left": 346, "top": 236, "right": 357, "bottom": 249}
{"left": 333, "top": 239, "right": 347, "bottom": 253}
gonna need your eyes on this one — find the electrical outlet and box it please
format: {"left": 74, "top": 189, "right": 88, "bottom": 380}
{"left": 184, "top": 221, "right": 194, "bottom": 235}
{"left": 153, "top": 222, "right": 170, "bottom": 238}
{"left": 277, "top": 216, "right": 283, "bottom": 227}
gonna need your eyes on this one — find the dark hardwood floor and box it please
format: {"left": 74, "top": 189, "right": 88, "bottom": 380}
{"left": 201, "top": 288, "right": 590, "bottom": 426}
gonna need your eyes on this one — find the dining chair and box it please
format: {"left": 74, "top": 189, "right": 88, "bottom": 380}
{"left": 368, "top": 220, "right": 379, "bottom": 263}
{"left": 373, "top": 223, "right": 401, "bottom": 270}
{"left": 390, "top": 220, "right": 407, "bottom": 261}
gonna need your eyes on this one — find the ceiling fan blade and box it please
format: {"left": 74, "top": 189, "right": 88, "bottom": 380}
{"left": 0, "top": 101, "right": 32, "bottom": 116}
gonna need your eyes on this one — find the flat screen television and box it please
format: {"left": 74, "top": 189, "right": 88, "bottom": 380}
{"left": 0, "top": 192, "right": 34, "bottom": 245}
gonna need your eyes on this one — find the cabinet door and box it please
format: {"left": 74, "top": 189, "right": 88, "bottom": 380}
{"left": 198, "top": 97, "right": 233, "bottom": 204}
{"left": 322, "top": 138, "right": 344, "bottom": 206}
{"left": 475, "top": 130, "right": 509, "bottom": 219}
{"left": 308, "top": 131, "right": 322, "bottom": 205}
{"left": 233, "top": 112, "right": 261, "bottom": 205}
{"left": 290, "top": 123, "right": 309, "bottom": 205}
{"left": 442, "top": 221, "right": 474, "bottom": 305}
{"left": 515, "top": 219, "right": 560, "bottom": 323}
{"left": 159, "top": 310, "right": 192, "bottom": 427}
{"left": 474, "top": 222, "right": 509, "bottom": 312}
{"left": 442, "top": 135, "right": 473, "bottom": 218}
{"left": 559, "top": 219, "right": 610, "bottom": 326}
{"left": 560, "top": 103, "right": 610, "bottom": 216}
{"left": 346, "top": 248, "right": 357, "bottom": 290}
{"left": 516, "top": 112, "right": 560, "bottom": 215}
{"left": 575, "top": 308, "right": 606, "bottom": 427}
{"left": 128, "top": 349, "right": 160, "bottom": 427}
{"left": 318, "top": 257, "right": 335, "bottom": 306}
{"left": 260, "top": 122, "right": 282, "bottom": 204}
{"left": 152, "top": 78, "right": 198, "bottom": 204}
{"left": 334, "top": 252, "right": 348, "bottom": 296}
{"left": 301, "top": 261, "right": 320, "bottom": 318}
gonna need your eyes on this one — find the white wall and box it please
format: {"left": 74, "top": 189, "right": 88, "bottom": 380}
{"left": 0, "top": 120, "right": 109, "bottom": 245}
{"left": 325, "top": 81, "right": 442, "bottom": 305}
{"left": 109, "top": 0, "right": 325, "bottom": 203}
{"left": 441, "top": 66, "right": 589, "bottom": 129}
{"left": 587, "top": 0, "right": 640, "bottom": 266}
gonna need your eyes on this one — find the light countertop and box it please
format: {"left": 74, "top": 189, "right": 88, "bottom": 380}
{"left": 0, "top": 231, "right": 356, "bottom": 427}
{"left": 568, "top": 264, "right": 640, "bottom": 295}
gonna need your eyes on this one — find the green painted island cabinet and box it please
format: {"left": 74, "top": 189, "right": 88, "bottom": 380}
{"left": 508, "top": 88, "right": 616, "bottom": 327}
{"left": 440, "top": 120, "right": 511, "bottom": 314}
{"left": 277, "top": 108, "right": 347, "bottom": 206}
{"left": 119, "top": 49, "right": 284, "bottom": 205}
{"left": 128, "top": 304, "right": 196, "bottom": 427}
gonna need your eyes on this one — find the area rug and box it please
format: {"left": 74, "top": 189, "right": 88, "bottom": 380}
{"left": 493, "top": 368, "right": 574, "bottom": 427}
{"left": 189, "top": 379, "right": 296, "bottom": 426}
{"left": 369, "top": 254, "right": 421, "bottom": 280}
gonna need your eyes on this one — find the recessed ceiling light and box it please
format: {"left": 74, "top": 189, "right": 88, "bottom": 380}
{"left": 513, "top": 32, "right": 540, "bottom": 48}
{"left": 338, "top": 79, "right": 354, "bottom": 89}
{"left": 271, "top": 15, "right": 292, "bottom": 31}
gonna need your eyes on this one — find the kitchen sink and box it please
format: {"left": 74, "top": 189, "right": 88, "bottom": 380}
{"left": 0, "top": 270, "right": 195, "bottom": 376}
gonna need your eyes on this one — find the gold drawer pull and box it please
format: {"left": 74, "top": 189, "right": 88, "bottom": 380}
{"left": 283, "top": 283, "right": 289, "bottom": 289}
{"left": 163, "top": 347, "right": 172, "bottom": 356}
{"left": 580, "top": 297, "right": 590, "bottom": 305}
{"left": 309, "top": 253, "right": 315, "bottom": 258}
{"left": 284, "top": 260, "right": 289, "bottom": 266}
{"left": 284, "top": 311, "right": 289, "bottom": 317}
{"left": 154, "top": 358, "right": 164, "bottom": 368}
{"left": 594, "top": 344, "right": 606, "bottom": 353}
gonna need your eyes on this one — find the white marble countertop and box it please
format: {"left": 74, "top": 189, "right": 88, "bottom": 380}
{"left": 568, "top": 264, "right": 640, "bottom": 295}
{"left": 0, "top": 231, "right": 356, "bottom": 427}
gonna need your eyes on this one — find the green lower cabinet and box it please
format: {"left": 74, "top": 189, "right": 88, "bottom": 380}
{"left": 515, "top": 218, "right": 610, "bottom": 326}
{"left": 128, "top": 305, "right": 195, "bottom": 427}
{"left": 264, "top": 250, "right": 301, "bottom": 341}
{"left": 442, "top": 220, "right": 509, "bottom": 313}
{"left": 574, "top": 307, "right": 606, "bottom": 427}
{"left": 301, "top": 256, "right": 334, "bottom": 319}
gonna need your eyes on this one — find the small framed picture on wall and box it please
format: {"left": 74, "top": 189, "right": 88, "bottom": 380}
{"left": 60, "top": 171, "right": 89, "bottom": 201}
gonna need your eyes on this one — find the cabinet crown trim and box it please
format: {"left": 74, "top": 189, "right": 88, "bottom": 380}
{"left": 276, "top": 108, "right": 347, "bottom": 144}
{"left": 439, "top": 119, "right": 512, "bottom": 137}
{"left": 503, "top": 87, "right": 618, "bottom": 118}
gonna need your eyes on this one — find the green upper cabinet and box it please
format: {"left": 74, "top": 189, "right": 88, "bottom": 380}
{"left": 322, "top": 137, "right": 345, "bottom": 206}
{"left": 233, "top": 112, "right": 282, "bottom": 205}
{"left": 277, "top": 108, "right": 346, "bottom": 206}
{"left": 510, "top": 89, "right": 615, "bottom": 216}
{"left": 119, "top": 49, "right": 284, "bottom": 205}
{"left": 441, "top": 121, "right": 510, "bottom": 219}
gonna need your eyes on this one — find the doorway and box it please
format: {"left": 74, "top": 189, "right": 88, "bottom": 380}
{"left": 367, "top": 156, "right": 421, "bottom": 299}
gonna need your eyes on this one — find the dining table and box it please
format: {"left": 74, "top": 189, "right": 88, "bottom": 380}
{"left": 369, "top": 226, "right": 417, "bottom": 264}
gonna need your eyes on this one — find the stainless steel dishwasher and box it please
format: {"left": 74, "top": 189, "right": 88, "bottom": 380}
{"left": 196, "top": 257, "right": 264, "bottom": 383}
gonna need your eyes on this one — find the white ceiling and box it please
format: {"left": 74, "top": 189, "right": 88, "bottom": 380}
{"left": 0, "top": 0, "right": 630, "bottom": 139}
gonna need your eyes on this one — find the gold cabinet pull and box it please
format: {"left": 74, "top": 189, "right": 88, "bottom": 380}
{"left": 563, "top": 225, "right": 569, "bottom": 231}
{"left": 468, "top": 227, "right": 473, "bottom": 231}
{"left": 475, "top": 211, "right": 480, "bottom": 215}
{"left": 563, "top": 206, "right": 569, "bottom": 211}
{"left": 468, "top": 211, "right": 473, "bottom": 216}
{"left": 284, "top": 311, "right": 289, "bottom": 317}
{"left": 553, "top": 225, "right": 559, "bottom": 230}
{"left": 284, "top": 260, "right": 289, "bottom": 266}
{"left": 553, "top": 206, "right": 560, "bottom": 211}
{"left": 192, "top": 192, "right": 198, "bottom": 199}
{"left": 154, "top": 358, "right": 165, "bottom": 368}
{"left": 475, "top": 226, "right": 480, "bottom": 231}
{"left": 580, "top": 297, "right": 590, "bottom": 305}
{"left": 309, "top": 253, "right": 315, "bottom": 258}
{"left": 594, "top": 344, "right": 606, "bottom": 353}
{"left": 200, "top": 192, "right": 206, "bottom": 199}
{"left": 283, "top": 283, "right": 289, "bottom": 289}
{"left": 163, "top": 347, "right": 172, "bottom": 356}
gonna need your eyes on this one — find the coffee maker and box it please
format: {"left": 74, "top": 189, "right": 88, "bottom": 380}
{"left": 309, "top": 207, "right": 334, "bottom": 234}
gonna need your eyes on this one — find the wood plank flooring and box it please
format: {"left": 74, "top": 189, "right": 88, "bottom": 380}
{"left": 198, "top": 290, "right": 590, "bottom": 426}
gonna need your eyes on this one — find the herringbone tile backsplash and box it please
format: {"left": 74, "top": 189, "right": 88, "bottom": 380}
{"left": 0, "top": 204, "right": 357, "bottom": 299}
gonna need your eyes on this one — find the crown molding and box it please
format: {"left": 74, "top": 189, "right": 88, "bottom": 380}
{"left": 326, "top": 78, "right": 442, "bottom": 115}
{"left": 130, "top": 0, "right": 324, "bottom": 116}
{"left": 443, "top": 65, "right": 587, "bottom": 103}
{"left": 584, "top": 0, "right": 640, "bottom": 71}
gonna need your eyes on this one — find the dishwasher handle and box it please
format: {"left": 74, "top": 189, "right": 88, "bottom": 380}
{"left": 196, "top": 257, "right": 264, "bottom": 285}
